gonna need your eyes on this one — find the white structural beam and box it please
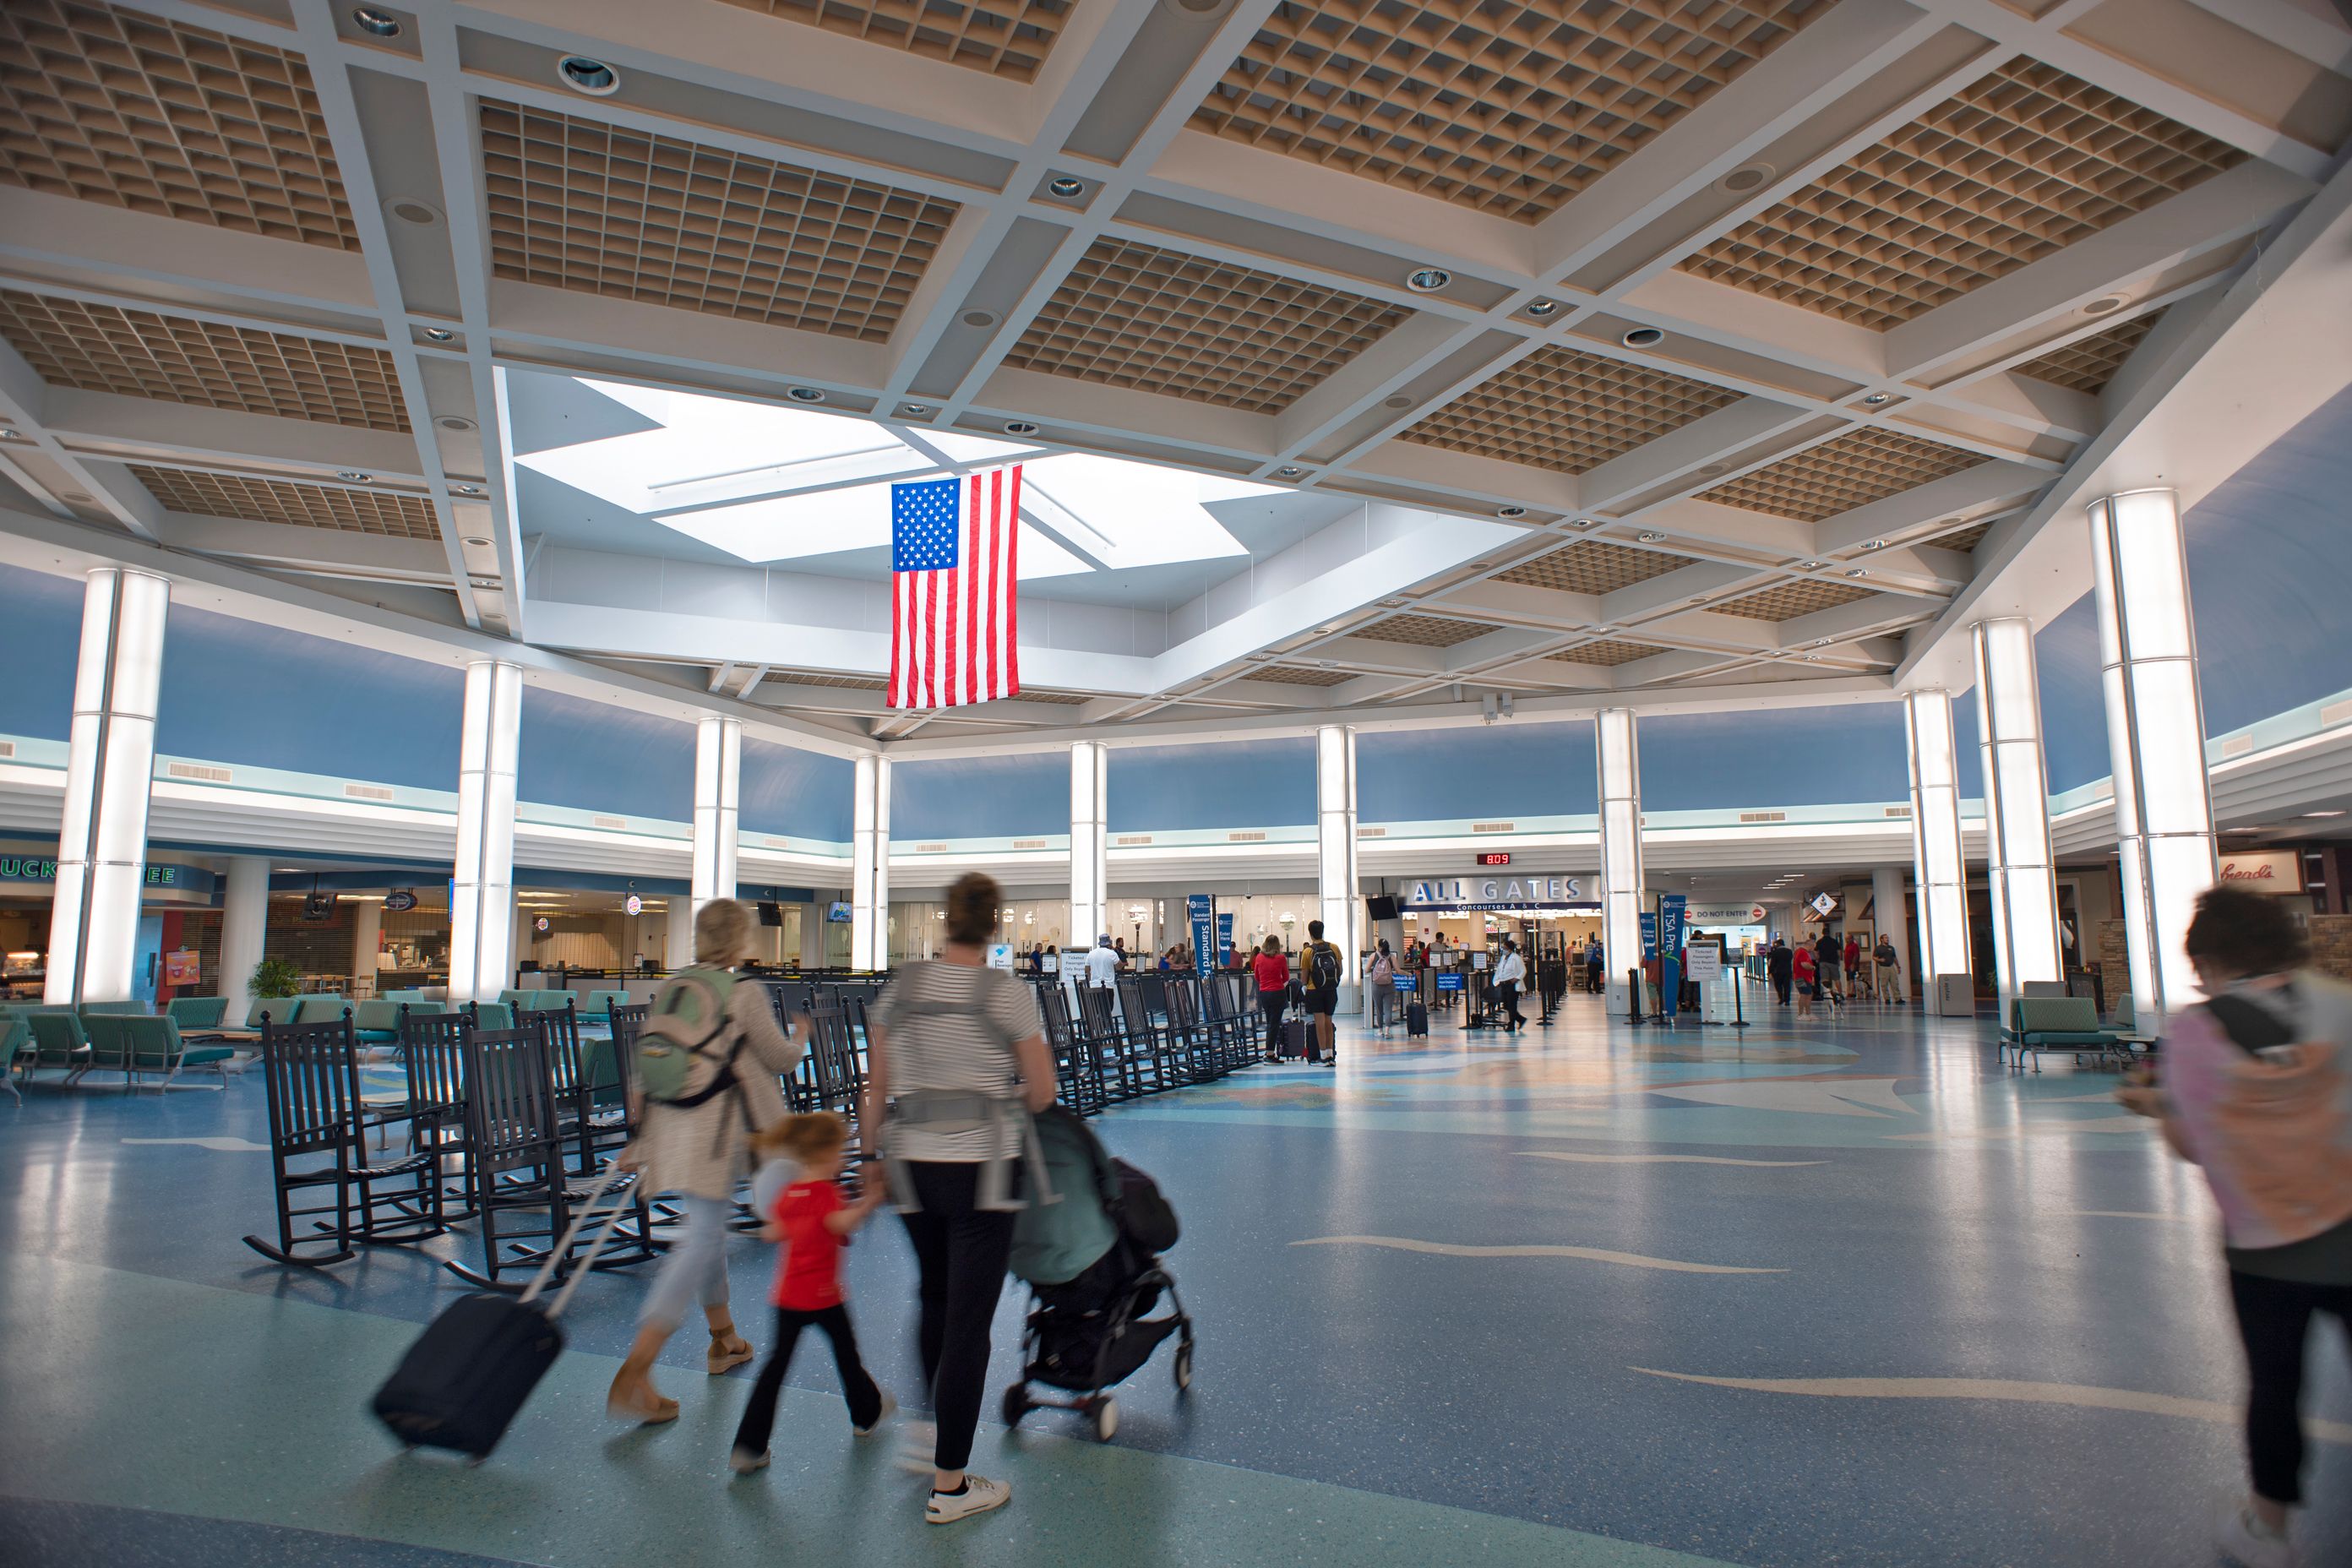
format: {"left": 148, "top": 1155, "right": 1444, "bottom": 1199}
{"left": 1903, "top": 689, "right": 1972, "bottom": 1008}
{"left": 1070, "top": 740, "right": 1108, "bottom": 951}
{"left": 449, "top": 660, "right": 522, "bottom": 1003}
{"left": 1871, "top": 864, "right": 1911, "bottom": 1003}
{"left": 851, "top": 754, "right": 891, "bottom": 971}
{"left": 1971, "top": 617, "right": 2061, "bottom": 1008}
{"left": 2089, "top": 487, "right": 2217, "bottom": 1026}
{"left": 1315, "top": 725, "right": 1360, "bottom": 986}
{"left": 218, "top": 855, "right": 270, "bottom": 1026}
{"left": 691, "top": 716, "right": 742, "bottom": 916}
{"left": 1595, "top": 709, "right": 1643, "bottom": 1013}
{"left": 44, "top": 567, "right": 168, "bottom": 1004}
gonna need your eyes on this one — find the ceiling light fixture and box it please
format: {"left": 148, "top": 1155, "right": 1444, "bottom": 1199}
{"left": 2305, "top": 810, "right": 2346, "bottom": 819}
{"left": 1697, "top": 463, "right": 1729, "bottom": 477}
{"left": 1621, "top": 326, "right": 1665, "bottom": 348}
{"left": 337, "top": 471, "right": 373, "bottom": 482}
{"left": 1862, "top": 392, "right": 1891, "bottom": 406}
{"left": 436, "top": 415, "right": 475, "bottom": 432}
{"left": 1404, "top": 266, "right": 1451, "bottom": 293}
{"left": 351, "top": 8, "right": 402, "bottom": 36}
{"left": 1497, "top": 505, "right": 1527, "bottom": 519}
{"left": 961, "top": 308, "right": 999, "bottom": 329}
{"left": 1845, "top": 569, "right": 1869, "bottom": 579}
{"left": 462, "top": 535, "right": 491, "bottom": 547}
{"left": 1524, "top": 298, "right": 1560, "bottom": 318}
{"left": 0, "top": 428, "right": 19, "bottom": 440}
{"left": 1799, "top": 559, "right": 1824, "bottom": 570}
{"left": 1277, "top": 466, "right": 1303, "bottom": 478}
{"left": 422, "top": 326, "right": 455, "bottom": 342}
{"left": 387, "top": 198, "right": 440, "bottom": 226}
{"left": 1638, "top": 531, "right": 1666, "bottom": 542}
{"left": 471, "top": 577, "right": 498, "bottom": 588}
{"left": 1571, "top": 516, "right": 1596, "bottom": 528}
{"left": 786, "top": 386, "right": 826, "bottom": 404}
{"left": 1384, "top": 395, "right": 1413, "bottom": 410}
{"left": 1718, "top": 162, "right": 1773, "bottom": 193}
{"left": 901, "top": 403, "right": 929, "bottom": 416}
{"left": 1863, "top": 538, "right": 1886, "bottom": 551}
{"left": 453, "top": 483, "right": 483, "bottom": 497}
{"left": 1004, "top": 420, "right": 1039, "bottom": 436}
{"left": 1047, "top": 176, "right": 1086, "bottom": 199}
{"left": 557, "top": 55, "right": 620, "bottom": 95}
{"left": 2083, "top": 294, "right": 2127, "bottom": 316}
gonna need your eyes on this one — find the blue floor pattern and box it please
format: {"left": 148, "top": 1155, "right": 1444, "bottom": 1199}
{"left": 3, "top": 993, "right": 2346, "bottom": 1566}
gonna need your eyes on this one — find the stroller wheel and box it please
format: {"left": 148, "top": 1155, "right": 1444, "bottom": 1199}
{"left": 1087, "top": 1396, "right": 1119, "bottom": 1442}
{"left": 1001, "top": 1385, "right": 1030, "bottom": 1427}
{"left": 1173, "top": 1343, "right": 1193, "bottom": 1392}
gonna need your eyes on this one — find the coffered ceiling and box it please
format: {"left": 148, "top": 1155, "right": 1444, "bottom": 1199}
{"left": 0, "top": 0, "right": 2343, "bottom": 752}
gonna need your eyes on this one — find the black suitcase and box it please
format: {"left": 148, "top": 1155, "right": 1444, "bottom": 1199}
{"left": 372, "top": 1173, "right": 630, "bottom": 1459}
{"left": 1282, "top": 1017, "right": 1309, "bottom": 1060}
{"left": 1406, "top": 1001, "right": 1429, "bottom": 1037}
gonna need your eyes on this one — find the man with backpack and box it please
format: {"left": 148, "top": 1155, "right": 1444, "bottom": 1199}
{"left": 1299, "top": 918, "right": 1344, "bottom": 1066}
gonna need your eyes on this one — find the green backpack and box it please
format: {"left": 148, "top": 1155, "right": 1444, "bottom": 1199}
{"left": 634, "top": 966, "right": 742, "bottom": 1105}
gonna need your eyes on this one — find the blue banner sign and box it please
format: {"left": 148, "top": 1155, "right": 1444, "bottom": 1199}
{"left": 1393, "top": 972, "right": 1417, "bottom": 993}
{"left": 1435, "top": 971, "right": 1464, "bottom": 993}
{"left": 1188, "top": 893, "right": 1213, "bottom": 977}
{"left": 1639, "top": 912, "right": 1658, "bottom": 961}
{"left": 1215, "top": 912, "right": 1233, "bottom": 965}
{"left": 1659, "top": 893, "right": 1688, "bottom": 1016}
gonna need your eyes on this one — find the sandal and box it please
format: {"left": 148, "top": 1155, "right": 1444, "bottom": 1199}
{"left": 706, "top": 1337, "right": 755, "bottom": 1375}
{"left": 606, "top": 1382, "right": 680, "bottom": 1424}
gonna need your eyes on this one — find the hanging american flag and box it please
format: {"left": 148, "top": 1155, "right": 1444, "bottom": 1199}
{"left": 889, "top": 465, "right": 1021, "bottom": 708}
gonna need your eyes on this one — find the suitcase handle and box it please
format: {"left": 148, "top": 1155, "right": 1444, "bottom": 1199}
{"left": 519, "top": 1168, "right": 636, "bottom": 1319}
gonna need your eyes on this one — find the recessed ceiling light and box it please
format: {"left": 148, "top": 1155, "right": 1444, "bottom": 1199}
{"left": 1862, "top": 392, "right": 1891, "bottom": 406}
{"left": 337, "top": 471, "right": 373, "bottom": 482}
{"left": 1862, "top": 538, "right": 1886, "bottom": 551}
{"left": 436, "top": 415, "right": 475, "bottom": 432}
{"left": 1316, "top": 660, "right": 1337, "bottom": 668}
{"left": 901, "top": 402, "right": 929, "bottom": 416}
{"left": 2083, "top": 294, "right": 2127, "bottom": 315}
{"left": 1799, "top": 559, "right": 1824, "bottom": 569}
{"left": 557, "top": 55, "right": 620, "bottom": 95}
{"left": 351, "top": 8, "right": 401, "bottom": 36}
{"left": 787, "top": 386, "right": 826, "bottom": 404}
{"left": 1497, "top": 505, "right": 1527, "bottom": 519}
{"left": 1687, "top": 596, "right": 1708, "bottom": 605}
{"left": 1384, "top": 395, "right": 1413, "bottom": 409}
{"left": 387, "top": 198, "right": 440, "bottom": 226}
{"left": 1571, "top": 516, "right": 1597, "bottom": 528}
{"left": 453, "top": 483, "right": 483, "bottom": 497}
{"left": 471, "top": 578, "right": 497, "bottom": 588}
{"left": 1718, "top": 161, "right": 1773, "bottom": 194}
{"left": 1277, "top": 466, "right": 1303, "bottom": 478}
{"left": 1696, "top": 463, "right": 1729, "bottom": 477}
{"left": 0, "top": 428, "right": 19, "bottom": 440}
{"left": 462, "top": 535, "right": 491, "bottom": 547}
{"left": 1004, "top": 420, "right": 1039, "bottom": 435}
{"left": 1638, "top": 531, "right": 1666, "bottom": 542}
{"left": 1845, "top": 569, "right": 1868, "bottom": 579}
{"left": 422, "top": 326, "right": 456, "bottom": 342}
{"left": 1047, "top": 176, "right": 1086, "bottom": 199}
{"left": 1621, "top": 326, "right": 1665, "bottom": 348}
{"left": 961, "top": 308, "right": 1000, "bottom": 329}
{"left": 1404, "top": 266, "right": 1451, "bottom": 293}
{"left": 1524, "top": 298, "right": 1560, "bottom": 318}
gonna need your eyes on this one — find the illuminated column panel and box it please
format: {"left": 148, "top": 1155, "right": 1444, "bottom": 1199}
{"left": 851, "top": 754, "right": 890, "bottom": 971}
{"left": 1972, "top": 618, "right": 2062, "bottom": 1007}
{"left": 1903, "top": 689, "right": 1972, "bottom": 999}
{"left": 690, "top": 716, "right": 742, "bottom": 918}
{"left": 449, "top": 660, "right": 522, "bottom": 1003}
{"left": 1315, "top": 725, "right": 1359, "bottom": 983}
{"left": 2089, "top": 487, "right": 2217, "bottom": 1025}
{"left": 1594, "top": 709, "right": 1643, "bottom": 1009}
{"left": 1069, "top": 741, "right": 1108, "bottom": 951}
{"left": 46, "top": 568, "right": 168, "bottom": 1005}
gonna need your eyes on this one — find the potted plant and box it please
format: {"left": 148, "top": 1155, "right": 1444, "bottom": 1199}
{"left": 249, "top": 957, "right": 302, "bottom": 1010}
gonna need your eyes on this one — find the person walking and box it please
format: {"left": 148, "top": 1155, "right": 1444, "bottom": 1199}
{"left": 607, "top": 898, "right": 811, "bottom": 1424}
{"left": 1367, "top": 939, "right": 1396, "bottom": 1032}
{"left": 1585, "top": 935, "right": 1606, "bottom": 995}
{"left": 1873, "top": 934, "right": 1902, "bottom": 1004}
{"left": 1492, "top": 938, "right": 1527, "bottom": 1034}
{"left": 861, "top": 872, "right": 1057, "bottom": 1525}
{"left": 1252, "top": 935, "right": 1291, "bottom": 1059}
{"left": 2116, "top": 887, "right": 2352, "bottom": 1568}
{"left": 1299, "top": 919, "right": 1344, "bottom": 1066}
{"left": 1793, "top": 942, "right": 1816, "bottom": 1019}
{"left": 1843, "top": 933, "right": 1862, "bottom": 994}
{"left": 1815, "top": 931, "right": 1843, "bottom": 1005}
{"left": 1767, "top": 938, "right": 1794, "bottom": 1006}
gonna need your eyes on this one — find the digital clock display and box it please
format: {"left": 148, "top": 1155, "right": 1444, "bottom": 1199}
{"left": 1474, "top": 852, "right": 1511, "bottom": 867}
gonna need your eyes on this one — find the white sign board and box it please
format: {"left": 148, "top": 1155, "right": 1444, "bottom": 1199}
{"left": 1810, "top": 892, "right": 1838, "bottom": 917}
{"left": 1684, "top": 945, "right": 1723, "bottom": 983}
{"left": 987, "top": 943, "right": 1015, "bottom": 971}
{"left": 2218, "top": 851, "right": 2304, "bottom": 893}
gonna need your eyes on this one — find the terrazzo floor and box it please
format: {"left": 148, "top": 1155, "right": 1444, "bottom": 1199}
{"left": 3, "top": 990, "right": 2346, "bottom": 1566}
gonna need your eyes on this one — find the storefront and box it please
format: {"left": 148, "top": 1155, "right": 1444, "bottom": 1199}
{"left": 1390, "top": 874, "right": 1602, "bottom": 957}
{"left": 1, "top": 842, "right": 220, "bottom": 1001}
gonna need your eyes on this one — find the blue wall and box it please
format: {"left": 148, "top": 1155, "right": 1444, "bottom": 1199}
{"left": 0, "top": 567, "right": 82, "bottom": 741}
{"left": 517, "top": 688, "right": 694, "bottom": 820}
{"left": 740, "top": 738, "right": 853, "bottom": 843}
{"left": 155, "top": 603, "right": 465, "bottom": 788}
{"left": 2033, "top": 599, "right": 2108, "bottom": 793}
{"left": 1641, "top": 705, "right": 1911, "bottom": 810}
{"left": 1109, "top": 737, "right": 1315, "bottom": 830}
{"left": 892, "top": 752, "right": 1064, "bottom": 841}
{"left": 1358, "top": 722, "right": 1597, "bottom": 820}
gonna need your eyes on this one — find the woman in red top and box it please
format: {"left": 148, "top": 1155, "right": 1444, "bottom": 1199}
{"left": 730, "top": 1112, "right": 891, "bottom": 1473}
{"left": 1252, "top": 935, "right": 1292, "bottom": 1060}
{"left": 1793, "top": 945, "right": 1817, "bottom": 1019}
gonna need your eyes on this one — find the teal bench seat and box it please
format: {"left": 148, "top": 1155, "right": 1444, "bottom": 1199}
{"left": 2001, "top": 996, "right": 2124, "bottom": 1072}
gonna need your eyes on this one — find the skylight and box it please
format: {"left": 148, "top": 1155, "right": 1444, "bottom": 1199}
{"left": 514, "top": 378, "right": 1277, "bottom": 581}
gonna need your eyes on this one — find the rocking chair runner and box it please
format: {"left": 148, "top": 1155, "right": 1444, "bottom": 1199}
{"left": 243, "top": 1013, "right": 444, "bottom": 1267}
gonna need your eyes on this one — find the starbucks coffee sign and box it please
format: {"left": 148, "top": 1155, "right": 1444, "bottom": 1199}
{"left": 1401, "top": 876, "right": 1592, "bottom": 912}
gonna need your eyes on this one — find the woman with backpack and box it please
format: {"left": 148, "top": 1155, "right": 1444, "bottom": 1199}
{"left": 607, "top": 898, "right": 812, "bottom": 1425}
{"left": 861, "top": 871, "right": 1057, "bottom": 1524}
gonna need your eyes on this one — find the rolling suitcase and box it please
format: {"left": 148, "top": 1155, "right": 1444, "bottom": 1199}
{"left": 1406, "top": 1001, "right": 1429, "bottom": 1037}
{"left": 1282, "top": 1017, "right": 1309, "bottom": 1060}
{"left": 372, "top": 1172, "right": 633, "bottom": 1459}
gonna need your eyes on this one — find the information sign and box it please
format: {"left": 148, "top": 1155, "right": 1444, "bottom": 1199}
{"left": 1188, "top": 893, "right": 1214, "bottom": 977}
{"left": 1684, "top": 944, "right": 1723, "bottom": 983}
{"left": 1393, "top": 972, "right": 1418, "bottom": 993}
{"left": 1435, "top": 971, "right": 1464, "bottom": 993}
{"left": 384, "top": 889, "right": 417, "bottom": 913}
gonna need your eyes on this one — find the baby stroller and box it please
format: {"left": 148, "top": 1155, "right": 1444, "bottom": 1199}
{"left": 1002, "top": 1106, "right": 1193, "bottom": 1442}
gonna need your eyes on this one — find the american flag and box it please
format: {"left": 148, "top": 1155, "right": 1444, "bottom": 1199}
{"left": 889, "top": 466, "right": 1021, "bottom": 708}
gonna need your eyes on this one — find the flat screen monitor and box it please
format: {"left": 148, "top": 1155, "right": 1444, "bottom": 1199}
{"left": 1364, "top": 894, "right": 1401, "bottom": 922}
{"left": 757, "top": 900, "right": 782, "bottom": 927}
{"left": 825, "top": 901, "right": 853, "bottom": 923}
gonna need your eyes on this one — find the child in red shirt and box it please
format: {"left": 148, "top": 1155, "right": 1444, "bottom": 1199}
{"left": 729, "top": 1112, "right": 892, "bottom": 1474}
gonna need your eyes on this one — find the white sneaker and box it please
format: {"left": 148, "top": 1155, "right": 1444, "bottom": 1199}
{"left": 2216, "top": 1507, "right": 2298, "bottom": 1568}
{"left": 896, "top": 1418, "right": 938, "bottom": 1474}
{"left": 856, "top": 1389, "right": 897, "bottom": 1437}
{"left": 926, "top": 1473, "right": 1011, "bottom": 1524}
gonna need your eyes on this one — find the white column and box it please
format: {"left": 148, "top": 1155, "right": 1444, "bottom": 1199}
{"left": 46, "top": 567, "right": 168, "bottom": 1004}
{"left": 1315, "top": 724, "right": 1360, "bottom": 985}
{"left": 665, "top": 899, "right": 694, "bottom": 969}
{"left": 1595, "top": 709, "right": 1643, "bottom": 1010}
{"left": 850, "top": 754, "right": 891, "bottom": 971}
{"left": 218, "top": 854, "right": 270, "bottom": 1021}
{"left": 689, "top": 716, "right": 741, "bottom": 917}
{"left": 448, "top": 660, "right": 521, "bottom": 1003}
{"left": 351, "top": 897, "right": 383, "bottom": 999}
{"left": 1972, "top": 618, "right": 2062, "bottom": 1008}
{"left": 1069, "top": 741, "right": 1108, "bottom": 951}
{"left": 2089, "top": 487, "right": 2217, "bottom": 1025}
{"left": 1871, "top": 865, "right": 1910, "bottom": 1002}
{"left": 1903, "top": 689, "right": 1972, "bottom": 1008}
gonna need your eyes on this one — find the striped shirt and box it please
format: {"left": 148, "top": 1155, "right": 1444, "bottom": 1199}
{"left": 868, "top": 960, "right": 1042, "bottom": 1162}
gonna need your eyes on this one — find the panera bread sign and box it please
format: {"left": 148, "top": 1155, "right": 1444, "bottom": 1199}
{"left": 2218, "top": 851, "right": 2303, "bottom": 892}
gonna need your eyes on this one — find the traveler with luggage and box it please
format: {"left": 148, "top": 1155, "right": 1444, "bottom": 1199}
{"left": 729, "top": 1112, "right": 892, "bottom": 1474}
{"left": 1768, "top": 938, "right": 1794, "bottom": 1006}
{"left": 2115, "top": 887, "right": 2352, "bottom": 1568}
{"left": 1252, "top": 936, "right": 1290, "bottom": 1059}
{"left": 607, "top": 898, "right": 812, "bottom": 1425}
{"left": 861, "top": 871, "right": 1058, "bottom": 1525}
{"left": 1367, "top": 939, "right": 1396, "bottom": 1031}
{"left": 1299, "top": 920, "right": 1344, "bottom": 1066}
{"left": 1492, "top": 939, "right": 1527, "bottom": 1034}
